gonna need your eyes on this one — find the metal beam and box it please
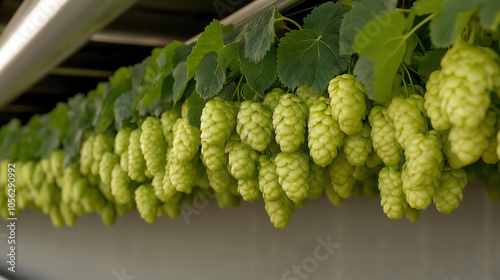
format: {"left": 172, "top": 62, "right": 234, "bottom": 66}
{"left": 186, "top": 0, "right": 306, "bottom": 44}
{"left": 0, "top": 0, "right": 138, "bottom": 108}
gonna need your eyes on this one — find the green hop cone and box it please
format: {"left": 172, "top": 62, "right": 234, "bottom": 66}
{"left": 207, "top": 168, "right": 232, "bottom": 193}
{"left": 98, "top": 201, "right": 117, "bottom": 226}
{"left": 296, "top": 86, "right": 327, "bottom": 109}
{"left": 237, "top": 175, "right": 261, "bottom": 202}
{"left": 482, "top": 135, "right": 498, "bottom": 164}
{"left": 264, "top": 193, "right": 294, "bottom": 229}
{"left": 433, "top": 166, "right": 467, "bottom": 214}
{"left": 115, "top": 127, "right": 132, "bottom": 155}
{"left": 404, "top": 204, "right": 419, "bottom": 223}
{"left": 60, "top": 202, "right": 76, "bottom": 227}
{"left": 328, "top": 150, "right": 355, "bottom": 199}
{"left": 449, "top": 110, "right": 496, "bottom": 165}
{"left": 325, "top": 175, "right": 343, "bottom": 207}
{"left": 273, "top": 94, "right": 308, "bottom": 153}
{"left": 368, "top": 105, "right": 402, "bottom": 166}
{"left": 141, "top": 116, "right": 167, "bottom": 175}
{"left": 308, "top": 97, "right": 344, "bottom": 167}
{"left": 201, "top": 142, "right": 227, "bottom": 172}
{"left": 387, "top": 94, "right": 427, "bottom": 150}
{"left": 152, "top": 170, "right": 169, "bottom": 202}
{"left": 378, "top": 166, "right": 405, "bottom": 219}
{"left": 111, "top": 164, "right": 133, "bottom": 204}
{"left": 80, "top": 135, "right": 95, "bottom": 175}
{"left": 236, "top": 101, "right": 273, "bottom": 152}
{"left": 128, "top": 129, "right": 147, "bottom": 182}
{"left": 135, "top": 184, "right": 160, "bottom": 223}
{"left": 169, "top": 152, "right": 197, "bottom": 193}
{"left": 120, "top": 150, "right": 129, "bottom": 173}
{"left": 200, "top": 97, "right": 237, "bottom": 145}
{"left": 258, "top": 155, "right": 281, "bottom": 202}
{"left": 215, "top": 190, "right": 241, "bottom": 208}
{"left": 402, "top": 132, "right": 443, "bottom": 210}
{"left": 173, "top": 118, "right": 201, "bottom": 162}
{"left": 344, "top": 123, "right": 372, "bottom": 166}
{"left": 424, "top": 71, "right": 450, "bottom": 130}
{"left": 92, "top": 133, "right": 114, "bottom": 174}
{"left": 161, "top": 106, "right": 182, "bottom": 146}
{"left": 32, "top": 162, "right": 45, "bottom": 189}
{"left": 162, "top": 155, "right": 178, "bottom": 199}
{"left": 262, "top": 88, "right": 284, "bottom": 111}
{"left": 308, "top": 160, "right": 326, "bottom": 200}
{"left": 275, "top": 151, "right": 309, "bottom": 203}
{"left": 50, "top": 150, "right": 64, "bottom": 178}
{"left": 328, "top": 74, "right": 367, "bottom": 135}
{"left": 50, "top": 206, "right": 64, "bottom": 227}
{"left": 438, "top": 41, "right": 500, "bottom": 128}
{"left": 99, "top": 152, "right": 119, "bottom": 185}
{"left": 225, "top": 134, "right": 259, "bottom": 180}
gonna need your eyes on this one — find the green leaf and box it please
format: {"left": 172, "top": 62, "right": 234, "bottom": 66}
{"left": 173, "top": 63, "right": 189, "bottom": 103}
{"left": 159, "top": 41, "right": 185, "bottom": 71}
{"left": 186, "top": 20, "right": 224, "bottom": 79}
{"left": 412, "top": 0, "right": 446, "bottom": 16}
{"left": 50, "top": 103, "right": 69, "bottom": 131}
{"left": 0, "top": 119, "right": 21, "bottom": 160}
{"left": 174, "top": 42, "right": 195, "bottom": 65}
{"left": 277, "top": 2, "right": 349, "bottom": 93}
{"left": 430, "top": 0, "right": 483, "bottom": 48}
{"left": 240, "top": 46, "right": 277, "bottom": 95}
{"left": 418, "top": 49, "right": 446, "bottom": 79}
{"left": 195, "top": 52, "right": 226, "bottom": 99}
{"left": 187, "top": 91, "right": 207, "bottom": 128}
{"left": 355, "top": 11, "right": 407, "bottom": 102}
{"left": 353, "top": 56, "right": 376, "bottom": 100}
{"left": 480, "top": 0, "right": 500, "bottom": 31}
{"left": 114, "top": 87, "right": 140, "bottom": 131}
{"left": 110, "top": 67, "right": 131, "bottom": 88}
{"left": 218, "top": 42, "right": 242, "bottom": 70}
{"left": 340, "top": 0, "right": 397, "bottom": 55}
{"left": 141, "top": 70, "right": 170, "bottom": 109}
{"left": 133, "top": 57, "right": 151, "bottom": 87}
{"left": 244, "top": 7, "right": 277, "bottom": 63}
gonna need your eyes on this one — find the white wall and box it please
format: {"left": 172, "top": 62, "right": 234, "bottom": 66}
{"left": 0, "top": 185, "right": 498, "bottom": 280}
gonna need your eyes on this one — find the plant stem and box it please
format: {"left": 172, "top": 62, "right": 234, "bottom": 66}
{"left": 403, "top": 13, "right": 435, "bottom": 41}
{"left": 275, "top": 17, "right": 303, "bottom": 30}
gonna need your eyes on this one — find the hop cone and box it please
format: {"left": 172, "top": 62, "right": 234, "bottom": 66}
{"left": 200, "top": 97, "right": 237, "bottom": 145}
{"left": 424, "top": 71, "right": 450, "bottom": 130}
{"left": 308, "top": 160, "right": 326, "bottom": 200}
{"left": 115, "top": 127, "right": 132, "bottom": 156}
{"left": 275, "top": 151, "right": 309, "bottom": 203}
{"left": 378, "top": 166, "right": 405, "bottom": 219}
{"left": 161, "top": 106, "right": 182, "bottom": 146}
{"left": 344, "top": 123, "right": 372, "bottom": 166}
{"left": 308, "top": 97, "right": 344, "bottom": 167}
{"left": 173, "top": 118, "right": 201, "bottom": 162}
{"left": 402, "top": 132, "right": 443, "bottom": 210}
{"left": 111, "top": 164, "right": 132, "bottom": 204}
{"left": 128, "top": 129, "right": 147, "bottom": 182}
{"left": 328, "top": 150, "right": 355, "bottom": 199}
{"left": 141, "top": 116, "right": 167, "bottom": 175}
{"left": 80, "top": 135, "right": 95, "bottom": 175}
{"left": 135, "top": 185, "right": 159, "bottom": 223}
{"left": 225, "top": 134, "right": 259, "bottom": 180}
{"left": 201, "top": 143, "right": 227, "bottom": 172}
{"left": 433, "top": 166, "right": 467, "bottom": 214}
{"left": 296, "top": 86, "right": 326, "bottom": 109}
{"left": 369, "top": 105, "right": 402, "bottom": 166}
{"left": 449, "top": 110, "right": 496, "bottom": 165}
{"left": 328, "top": 74, "right": 367, "bottom": 135}
{"left": 387, "top": 95, "right": 427, "bottom": 149}
{"left": 264, "top": 193, "right": 294, "bottom": 229}
{"left": 258, "top": 155, "right": 281, "bottom": 202}
{"left": 273, "top": 94, "right": 308, "bottom": 153}
{"left": 99, "top": 152, "right": 119, "bottom": 185}
{"left": 262, "top": 88, "right": 284, "bottom": 111}
{"left": 439, "top": 40, "right": 500, "bottom": 128}
{"left": 236, "top": 101, "right": 273, "bottom": 152}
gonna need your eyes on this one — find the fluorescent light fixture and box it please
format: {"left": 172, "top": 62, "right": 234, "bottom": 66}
{"left": 0, "top": 0, "right": 67, "bottom": 70}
